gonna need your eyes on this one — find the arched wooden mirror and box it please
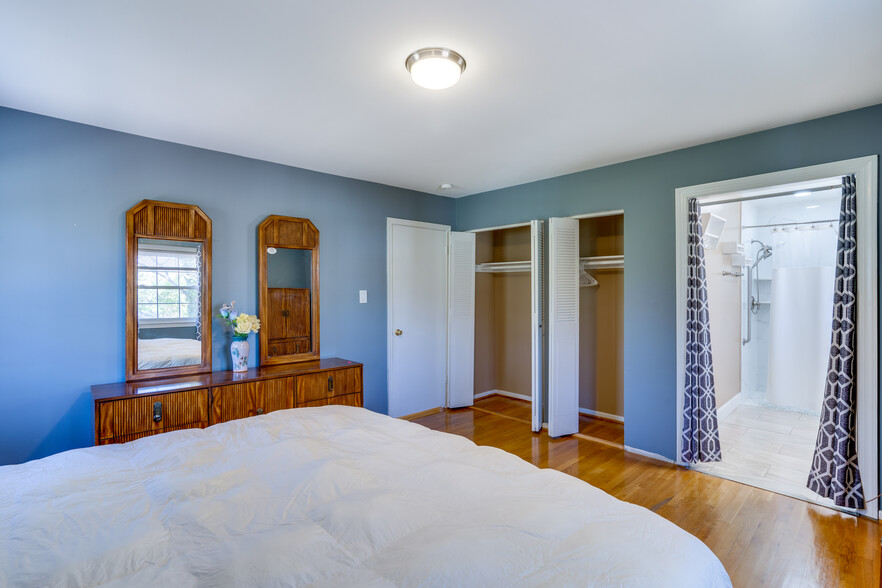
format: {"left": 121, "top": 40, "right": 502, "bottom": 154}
{"left": 258, "top": 215, "right": 320, "bottom": 365}
{"left": 126, "top": 200, "right": 212, "bottom": 381}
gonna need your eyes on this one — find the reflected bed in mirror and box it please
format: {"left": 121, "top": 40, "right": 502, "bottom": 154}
{"left": 259, "top": 216, "right": 320, "bottom": 366}
{"left": 126, "top": 201, "right": 212, "bottom": 381}
{"left": 137, "top": 239, "right": 204, "bottom": 369}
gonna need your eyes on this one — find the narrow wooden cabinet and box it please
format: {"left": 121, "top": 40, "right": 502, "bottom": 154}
{"left": 267, "top": 288, "right": 312, "bottom": 356}
{"left": 92, "top": 358, "right": 362, "bottom": 445}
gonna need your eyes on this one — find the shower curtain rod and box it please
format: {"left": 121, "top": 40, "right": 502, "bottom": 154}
{"left": 742, "top": 218, "right": 838, "bottom": 230}
{"left": 701, "top": 184, "right": 841, "bottom": 206}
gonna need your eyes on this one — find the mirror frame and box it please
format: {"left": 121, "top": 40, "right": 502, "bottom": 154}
{"left": 258, "top": 215, "right": 320, "bottom": 366}
{"left": 126, "top": 200, "right": 212, "bottom": 381}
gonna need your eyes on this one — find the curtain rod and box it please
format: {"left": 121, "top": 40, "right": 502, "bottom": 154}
{"left": 701, "top": 184, "right": 841, "bottom": 206}
{"left": 742, "top": 218, "right": 838, "bottom": 230}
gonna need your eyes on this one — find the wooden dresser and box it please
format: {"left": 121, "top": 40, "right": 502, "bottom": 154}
{"left": 91, "top": 358, "right": 363, "bottom": 445}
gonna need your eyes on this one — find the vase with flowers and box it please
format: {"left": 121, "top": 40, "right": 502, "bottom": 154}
{"left": 219, "top": 301, "right": 261, "bottom": 372}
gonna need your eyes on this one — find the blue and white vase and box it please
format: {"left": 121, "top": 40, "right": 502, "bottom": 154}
{"left": 231, "top": 338, "right": 249, "bottom": 372}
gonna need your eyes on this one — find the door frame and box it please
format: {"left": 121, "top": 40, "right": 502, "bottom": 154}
{"left": 386, "top": 217, "right": 451, "bottom": 417}
{"left": 467, "top": 221, "right": 544, "bottom": 430}
{"left": 674, "top": 156, "right": 879, "bottom": 519}
{"left": 570, "top": 210, "right": 626, "bottom": 424}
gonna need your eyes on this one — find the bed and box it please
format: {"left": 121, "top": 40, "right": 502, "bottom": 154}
{"left": 0, "top": 406, "right": 731, "bottom": 587}
{"left": 137, "top": 337, "right": 202, "bottom": 369}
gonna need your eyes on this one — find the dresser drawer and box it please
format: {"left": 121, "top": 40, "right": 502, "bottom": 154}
{"left": 329, "top": 392, "right": 362, "bottom": 408}
{"left": 295, "top": 367, "right": 362, "bottom": 405}
{"left": 96, "top": 388, "right": 209, "bottom": 444}
{"left": 210, "top": 377, "right": 294, "bottom": 425}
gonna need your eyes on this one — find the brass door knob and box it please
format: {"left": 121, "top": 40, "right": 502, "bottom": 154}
{"left": 256, "top": 408, "right": 264, "bottom": 415}
{"left": 395, "top": 329, "right": 403, "bottom": 336}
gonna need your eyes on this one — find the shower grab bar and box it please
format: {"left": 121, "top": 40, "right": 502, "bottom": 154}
{"left": 743, "top": 269, "right": 752, "bottom": 346}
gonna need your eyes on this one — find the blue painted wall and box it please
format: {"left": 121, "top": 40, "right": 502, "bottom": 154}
{"left": 455, "top": 103, "right": 882, "bottom": 464}
{"left": 0, "top": 107, "right": 454, "bottom": 465}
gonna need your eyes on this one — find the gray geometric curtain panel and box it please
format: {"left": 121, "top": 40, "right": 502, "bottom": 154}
{"left": 681, "top": 198, "right": 722, "bottom": 464}
{"left": 807, "top": 174, "right": 864, "bottom": 510}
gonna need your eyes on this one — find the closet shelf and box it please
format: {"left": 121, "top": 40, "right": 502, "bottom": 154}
{"left": 475, "top": 260, "right": 532, "bottom": 273}
{"left": 580, "top": 255, "right": 624, "bottom": 269}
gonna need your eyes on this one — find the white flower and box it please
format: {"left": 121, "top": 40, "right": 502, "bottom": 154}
{"left": 234, "top": 313, "right": 261, "bottom": 334}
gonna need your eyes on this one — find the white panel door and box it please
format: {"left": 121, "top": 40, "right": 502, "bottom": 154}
{"left": 530, "top": 220, "right": 545, "bottom": 432}
{"left": 548, "top": 216, "right": 579, "bottom": 437}
{"left": 447, "top": 231, "right": 476, "bottom": 408}
{"left": 387, "top": 218, "right": 450, "bottom": 418}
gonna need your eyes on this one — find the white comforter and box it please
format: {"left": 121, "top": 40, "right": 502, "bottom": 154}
{"left": 0, "top": 406, "right": 731, "bottom": 587}
{"left": 138, "top": 337, "right": 202, "bottom": 369}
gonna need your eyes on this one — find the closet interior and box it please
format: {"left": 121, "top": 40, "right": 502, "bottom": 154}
{"left": 578, "top": 214, "right": 624, "bottom": 423}
{"left": 473, "top": 223, "right": 540, "bottom": 425}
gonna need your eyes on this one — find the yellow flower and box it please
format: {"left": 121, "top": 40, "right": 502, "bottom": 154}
{"left": 234, "top": 313, "right": 261, "bottom": 334}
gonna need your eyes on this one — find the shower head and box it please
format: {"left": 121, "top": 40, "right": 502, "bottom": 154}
{"left": 750, "top": 239, "right": 772, "bottom": 266}
{"left": 750, "top": 239, "right": 772, "bottom": 261}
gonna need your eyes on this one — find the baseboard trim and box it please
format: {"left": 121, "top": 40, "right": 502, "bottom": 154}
{"left": 398, "top": 407, "right": 442, "bottom": 421}
{"left": 578, "top": 407, "right": 624, "bottom": 423}
{"left": 625, "top": 445, "right": 676, "bottom": 465}
{"left": 475, "top": 389, "right": 532, "bottom": 403}
{"left": 716, "top": 392, "right": 743, "bottom": 420}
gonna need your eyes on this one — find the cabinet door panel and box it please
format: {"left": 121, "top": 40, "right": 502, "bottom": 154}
{"left": 328, "top": 367, "right": 363, "bottom": 398}
{"left": 97, "top": 389, "right": 209, "bottom": 442}
{"left": 301, "top": 398, "right": 329, "bottom": 408}
{"left": 211, "top": 383, "right": 259, "bottom": 425}
{"left": 261, "top": 377, "right": 294, "bottom": 414}
{"left": 287, "top": 289, "right": 311, "bottom": 339}
{"left": 295, "top": 372, "right": 331, "bottom": 404}
{"left": 267, "top": 289, "right": 288, "bottom": 341}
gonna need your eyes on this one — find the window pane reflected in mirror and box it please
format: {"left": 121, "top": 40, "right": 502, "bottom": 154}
{"left": 136, "top": 238, "right": 204, "bottom": 370}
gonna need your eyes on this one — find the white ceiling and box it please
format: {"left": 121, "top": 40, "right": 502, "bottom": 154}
{"left": 2, "top": 1, "right": 881, "bottom": 197}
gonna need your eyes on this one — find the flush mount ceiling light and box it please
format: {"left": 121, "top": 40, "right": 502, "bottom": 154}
{"left": 405, "top": 48, "right": 466, "bottom": 90}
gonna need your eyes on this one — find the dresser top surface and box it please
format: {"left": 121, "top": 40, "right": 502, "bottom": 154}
{"left": 92, "top": 357, "right": 362, "bottom": 401}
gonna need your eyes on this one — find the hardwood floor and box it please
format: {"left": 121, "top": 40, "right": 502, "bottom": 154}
{"left": 409, "top": 399, "right": 881, "bottom": 588}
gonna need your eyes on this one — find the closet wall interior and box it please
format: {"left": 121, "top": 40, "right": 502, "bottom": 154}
{"left": 474, "top": 225, "right": 533, "bottom": 402}
{"left": 578, "top": 214, "right": 624, "bottom": 422}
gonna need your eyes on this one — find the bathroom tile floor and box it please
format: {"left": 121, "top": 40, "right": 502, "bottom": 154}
{"left": 692, "top": 400, "right": 842, "bottom": 511}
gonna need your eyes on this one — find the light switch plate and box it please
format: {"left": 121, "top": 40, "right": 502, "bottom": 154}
{"left": 359, "top": 290, "right": 367, "bottom": 304}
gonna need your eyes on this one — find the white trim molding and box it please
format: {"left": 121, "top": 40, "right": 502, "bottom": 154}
{"left": 579, "top": 407, "right": 624, "bottom": 423}
{"left": 674, "top": 156, "right": 878, "bottom": 519}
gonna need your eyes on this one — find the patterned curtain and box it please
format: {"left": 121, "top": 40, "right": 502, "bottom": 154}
{"left": 195, "top": 244, "right": 203, "bottom": 342}
{"left": 807, "top": 175, "right": 863, "bottom": 509}
{"left": 681, "top": 199, "right": 722, "bottom": 464}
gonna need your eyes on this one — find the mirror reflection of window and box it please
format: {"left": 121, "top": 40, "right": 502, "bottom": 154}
{"left": 136, "top": 238, "right": 203, "bottom": 369}
{"left": 266, "top": 248, "right": 313, "bottom": 356}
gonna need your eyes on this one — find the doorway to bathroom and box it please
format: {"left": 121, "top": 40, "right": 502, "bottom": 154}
{"left": 675, "top": 157, "right": 878, "bottom": 519}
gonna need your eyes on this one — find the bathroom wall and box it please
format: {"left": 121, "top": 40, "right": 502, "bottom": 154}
{"left": 701, "top": 202, "right": 742, "bottom": 409}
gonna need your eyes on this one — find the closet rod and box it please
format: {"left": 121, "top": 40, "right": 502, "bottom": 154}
{"left": 742, "top": 218, "right": 837, "bottom": 230}
{"left": 580, "top": 255, "right": 624, "bottom": 269}
{"left": 475, "top": 260, "right": 532, "bottom": 273}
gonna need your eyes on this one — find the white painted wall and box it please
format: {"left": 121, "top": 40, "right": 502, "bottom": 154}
{"left": 701, "top": 202, "right": 742, "bottom": 409}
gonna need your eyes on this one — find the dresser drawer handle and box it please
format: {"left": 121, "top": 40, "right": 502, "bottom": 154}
{"left": 153, "top": 401, "right": 162, "bottom": 423}
{"left": 328, "top": 376, "right": 334, "bottom": 392}
{"left": 256, "top": 408, "right": 264, "bottom": 415}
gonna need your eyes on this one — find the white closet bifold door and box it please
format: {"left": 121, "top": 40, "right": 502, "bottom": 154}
{"left": 548, "top": 217, "right": 579, "bottom": 437}
{"left": 530, "top": 219, "right": 545, "bottom": 432}
{"left": 447, "top": 231, "right": 476, "bottom": 408}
